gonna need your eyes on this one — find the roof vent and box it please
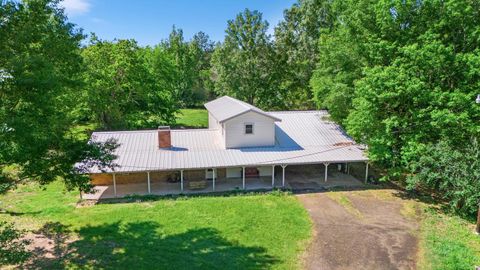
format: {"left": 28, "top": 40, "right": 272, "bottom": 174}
{"left": 158, "top": 126, "right": 171, "bottom": 149}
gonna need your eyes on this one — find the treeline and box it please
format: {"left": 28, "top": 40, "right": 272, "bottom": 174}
{"left": 1, "top": 0, "right": 479, "bottom": 216}
{"left": 78, "top": 8, "right": 317, "bottom": 130}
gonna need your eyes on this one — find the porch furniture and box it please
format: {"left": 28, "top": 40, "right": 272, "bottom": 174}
{"left": 189, "top": 180, "right": 207, "bottom": 190}
{"left": 245, "top": 167, "right": 259, "bottom": 178}
{"left": 167, "top": 172, "right": 180, "bottom": 183}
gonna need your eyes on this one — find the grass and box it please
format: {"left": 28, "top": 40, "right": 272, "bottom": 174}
{"left": 326, "top": 192, "right": 363, "bottom": 219}
{"left": 175, "top": 108, "right": 208, "bottom": 128}
{"left": 0, "top": 182, "right": 311, "bottom": 269}
{"left": 364, "top": 190, "right": 480, "bottom": 270}
{"left": 417, "top": 206, "right": 480, "bottom": 270}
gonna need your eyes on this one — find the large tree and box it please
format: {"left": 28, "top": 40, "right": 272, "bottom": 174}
{"left": 82, "top": 37, "right": 177, "bottom": 129}
{"left": 211, "top": 9, "right": 281, "bottom": 109}
{"left": 155, "top": 27, "right": 214, "bottom": 107}
{"left": 0, "top": 0, "right": 117, "bottom": 262}
{"left": 0, "top": 0, "right": 115, "bottom": 193}
{"left": 274, "top": 0, "right": 336, "bottom": 109}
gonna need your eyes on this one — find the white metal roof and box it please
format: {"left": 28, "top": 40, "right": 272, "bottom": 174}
{"left": 88, "top": 111, "right": 368, "bottom": 173}
{"left": 204, "top": 96, "right": 282, "bottom": 123}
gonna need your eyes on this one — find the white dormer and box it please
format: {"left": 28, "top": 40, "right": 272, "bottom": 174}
{"left": 204, "top": 96, "right": 281, "bottom": 149}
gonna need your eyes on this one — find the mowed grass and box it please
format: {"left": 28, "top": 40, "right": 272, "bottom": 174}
{"left": 175, "top": 108, "right": 208, "bottom": 128}
{"left": 0, "top": 182, "right": 311, "bottom": 269}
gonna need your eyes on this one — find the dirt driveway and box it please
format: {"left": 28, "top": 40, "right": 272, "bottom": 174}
{"left": 297, "top": 189, "right": 419, "bottom": 270}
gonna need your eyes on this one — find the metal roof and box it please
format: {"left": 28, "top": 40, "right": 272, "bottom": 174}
{"left": 88, "top": 111, "right": 368, "bottom": 173}
{"left": 204, "top": 96, "right": 282, "bottom": 123}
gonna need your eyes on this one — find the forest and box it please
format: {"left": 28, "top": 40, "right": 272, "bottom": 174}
{"left": 1, "top": 0, "right": 479, "bottom": 217}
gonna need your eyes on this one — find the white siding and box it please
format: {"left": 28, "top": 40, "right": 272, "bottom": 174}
{"left": 226, "top": 167, "right": 242, "bottom": 178}
{"left": 208, "top": 112, "right": 220, "bottom": 130}
{"left": 224, "top": 111, "right": 276, "bottom": 148}
{"left": 209, "top": 112, "right": 225, "bottom": 148}
{"left": 258, "top": 166, "right": 273, "bottom": 176}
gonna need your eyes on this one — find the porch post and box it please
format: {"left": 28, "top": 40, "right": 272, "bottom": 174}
{"left": 365, "top": 162, "right": 369, "bottom": 183}
{"left": 112, "top": 172, "right": 117, "bottom": 197}
{"left": 271, "top": 165, "right": 275, "bottom": 187}
{"left": 324, "top": 163, "right": 330, "bottom": 182}
{"left": 281, "top": 165, "right": 287, "bottom": 187}
{"left": 242, "top": 166, "right": 246, "bottom": 189}
{"left": 147, "top": 171, "right": 151, "bottom": 194}
{"left": 180, "top": 170, "right": 184, "bottom": 192}
{"left": 212, "top": 168, "right": 216, "bottom": 191}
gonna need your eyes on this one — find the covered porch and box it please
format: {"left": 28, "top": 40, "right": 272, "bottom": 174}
{"left": 83, "top": 161, "right": 370, "bottom": 200}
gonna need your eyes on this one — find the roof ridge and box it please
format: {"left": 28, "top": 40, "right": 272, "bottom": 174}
{"left": 225, "top": 95, "right": 251, "bottom": 110}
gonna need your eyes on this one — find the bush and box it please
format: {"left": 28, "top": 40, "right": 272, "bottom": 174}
{"left": 407, "top": 138, "right": 480, "bottom": 215}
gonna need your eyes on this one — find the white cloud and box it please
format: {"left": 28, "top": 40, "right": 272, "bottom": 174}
{"left": 60, "top": 0, "right": 91, "bottom": 16}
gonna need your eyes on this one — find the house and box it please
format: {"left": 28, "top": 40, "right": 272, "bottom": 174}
{"left": 86, "top": 96, "right": 369, "bottom": 199}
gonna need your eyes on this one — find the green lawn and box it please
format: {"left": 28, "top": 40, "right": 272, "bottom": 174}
{"left": 0, "top": 182, "right": 311, "bottom": 269}
{"left": 417, "top": 206, "right": 480, "bottom": 270}
{"left": 175, "top": 109, "right": 208, "bottom": 128}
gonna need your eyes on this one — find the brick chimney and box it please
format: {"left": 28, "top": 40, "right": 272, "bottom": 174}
{"left": 158, "top": 126, "right": 171, "bottom": 149}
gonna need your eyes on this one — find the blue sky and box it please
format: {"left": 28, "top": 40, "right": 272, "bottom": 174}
{"left": 60, "top": 0, "right": 297, "bottom": 46}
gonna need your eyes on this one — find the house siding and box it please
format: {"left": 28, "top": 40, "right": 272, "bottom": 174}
{"left": 258, "top": 166, "right": 273, "bottom": 177}
{"left": 224, "top": 111, "right": 276, "bottom": 148}
{"left": 208, "top": 112, "right": 219, "bottom": 130}
{"left": 226, "top": 167, "right": 242, "bottom": 178}
{"left": 208, "top": 112, "right": 225, "bottom": 148}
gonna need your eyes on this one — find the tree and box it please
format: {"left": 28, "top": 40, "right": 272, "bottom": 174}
{"left": 0, "top": 0, "right": 118, "bottom": 263}
{"left": 156, "top": 27, "right": 214, "bottom": 107}
{"left": 82, "top": 36, "right": 176, "bottom": 129}
{"left": 407, "top": 138, "right": 480, "bottom": 215}
{"left": 307, "top": 0, "right": 480, "bottom": 179}
{"left": 274, "top": 0, "right": 336, "bottom": 109}
{"left": 191, "top": 31, "right": 215, "bottom": 102}
{"left": 211, "top": 9, "right": 281, "bottom": 109}
{"left": 310, "top": 26, "right": 363, "bottom": 124}
{"left": 0, "top": 222, "right": 30, "bottom": 266}
{"left": 0, "top": 0, "right": 116, "bottom": 193}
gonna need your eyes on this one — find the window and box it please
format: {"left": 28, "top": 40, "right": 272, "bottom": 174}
{"left": 245, "top": 123, "right": 254, "bottom": 134}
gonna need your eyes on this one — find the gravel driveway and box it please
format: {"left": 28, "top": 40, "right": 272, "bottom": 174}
{"left": 297, "top": 189, "right": 419, "bottom": 270}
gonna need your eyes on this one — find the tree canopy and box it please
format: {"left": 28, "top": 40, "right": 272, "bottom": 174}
{"left": 211, "top": 9, "right": 282, "bottom": 109}
{"left": 308, "top": 0, "right": 480, "bottom": 214}
{"left": 82, "top": 36, "right": 177, "bottom": 130}
{"left": 0, "top": 0, "right": 116, "bottom": 195}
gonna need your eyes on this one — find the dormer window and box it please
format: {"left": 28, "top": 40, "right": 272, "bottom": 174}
{"left": 245, "top": 123, "right": 254, "bottom": 134}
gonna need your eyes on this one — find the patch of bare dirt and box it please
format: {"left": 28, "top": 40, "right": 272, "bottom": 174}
{"left": 298, "top": 189, "right": 419, "bottom": 270}
{"left": 22, "top": 222, "right": 77, "bottom": 269}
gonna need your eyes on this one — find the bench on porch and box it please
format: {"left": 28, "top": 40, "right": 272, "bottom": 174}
{"left": 189, "top": 180, "right": 207, "bottom": 190}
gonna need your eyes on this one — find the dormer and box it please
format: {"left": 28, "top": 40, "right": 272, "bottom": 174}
{"left": 204, "top": 96, "right": 281, "bottom": 149}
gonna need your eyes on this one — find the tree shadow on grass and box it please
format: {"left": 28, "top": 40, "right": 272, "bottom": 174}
{"left": 27, "top": 221, "right": 278, "bottom": 270}
{"left": 392, "top": 190, "right": 477, "bottom": 223}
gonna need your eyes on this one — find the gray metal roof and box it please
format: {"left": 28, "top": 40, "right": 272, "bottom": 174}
{"left": 88, "top": 111, "right": 368, "bottom": 173}
{"left": 204, "top": 96, "right": 282, "bottom": 123}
